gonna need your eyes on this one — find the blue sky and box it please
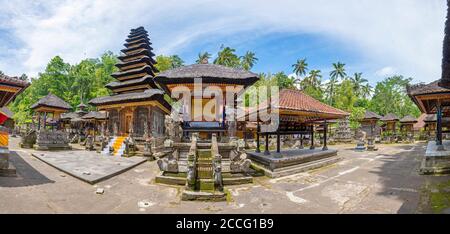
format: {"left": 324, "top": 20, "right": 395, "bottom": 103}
{"left": 0, "top": 0, "right": 447, "bottom": 86}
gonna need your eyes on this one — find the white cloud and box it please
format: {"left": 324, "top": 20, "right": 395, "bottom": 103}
{"left": 376, "top": 66, "right": 397, "bottom": 77}
{"left": 0, "top": 0, "right": 446, "bottom": 83}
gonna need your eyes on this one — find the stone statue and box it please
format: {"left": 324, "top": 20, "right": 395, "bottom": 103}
{"left": 19, "top": 129, "right": 37, "bottom": 149}
{"left": 214, "top": 166, "right": 224, "bottom": 192}
{"left": 229, "top": 150, "right": 252, "bottom": 174}
{"left": 185, "top": 164, "right": 196, "bottom": 191}
{"left": 85, "top": 135, "right": 95, "bottom": 151}
{"left": 355, "top": 129, "right": 367, "bottom": 151}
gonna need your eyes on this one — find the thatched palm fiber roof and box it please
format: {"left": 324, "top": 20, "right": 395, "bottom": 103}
{"left": 274, "top": 89, "right": 349, "bottom": 117}
{"left": 31, "top": 93, "right": 72, "bottom": 110}
{"left": 400, "top": 115, "right": 418, "bottom": 123}
{"left": 407, "top": 81, "right": 450, "bottom": 97}
{"left": 82, "top": 111, "right": 107, "bottom": 120}
{"left": 0, "top": 74, "right": 30, "bottom": 107}
{"left": 155, "top": 64, "right": 260, "bottom": 86}
{"left": 363, "top": 111, "right": 382, "bottom": 120}
{"left": 380, "top": 113, "right": 399, "bottom": 122}
{"left": 89, "top": 89, "right": 169, "bottom": 109}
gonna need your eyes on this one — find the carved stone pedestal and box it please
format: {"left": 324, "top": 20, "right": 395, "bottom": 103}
{"left": 0, "top": 147, "right": 16, "bottom": 177}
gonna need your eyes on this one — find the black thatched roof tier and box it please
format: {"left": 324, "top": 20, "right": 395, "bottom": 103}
{"left": 381, "top": 113, "right": 400, "bottom": 122}
{"left": 131, "top": 27, "right": 147, "bottom": 34}
{"left": 106, "top": 76, "right": 158, "bottom": 90}
{"left": 82, "top": 111, "right": 107, "bottom": 120}
{"left": 363, "top": 111, "right": 382, "bottom": 120}
{"left": 115, "top": 56, "right": 157, "bottom": 72}
{"left": 124, "top": 38, "right": 151, "bottom": 48}
{"left": 31, "top": 93, "right": 72, "bottom": 111}
{"left": 126, "top": 34, "right": 148, "bottom": 43}
{"left": 155, "top": 64, "right": 260, "bottom": 87}
{"left": 121, "top": 43, "right": 153, "bottom": 54}
{"left": 117, "top": 49, "right": 156, "bottom": 62}
{"left": 400, "top": 115, "right": 418, "bottom": 123}
{"left": 111, "top": 65, "right": 156, "bottom": 80}
{"left": 407, "top": 81, "right": 450, "bottom": 97}
{"left": 89, "top": 89, "right": 170, "bottom": 110}
{"left": 60, "top": 112, "right": 82, "bottom": 120}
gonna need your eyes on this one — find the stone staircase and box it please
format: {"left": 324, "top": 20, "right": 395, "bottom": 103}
{"left": 101, "top": 136, "right": 127, "bottom": 157}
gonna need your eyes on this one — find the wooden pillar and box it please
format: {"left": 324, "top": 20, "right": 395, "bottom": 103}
{"left": 264, "top": 133, "right": 270, "bottom": 155}
{"left": 300, "top": 133, "right": 304, "bottom": 149}
{"left": 43, "top": 112, "right": 47, "bottom": 129}
{"left": 256, "top": 122, "right": 261, "bottom": 153}
{"left": 276, "top": 132, "right": 281, "bottom": 153}
{"left": 310, "top": 124, "right": 315, "bottom": 150}
{"left": 437, "top": 102, "right": 443, "bottom": 146}
{"left": 37, "top": 112, "right": 41, "bottom": 131}
{"left": 323, "top": 121, "right": 328, "bottom": 151}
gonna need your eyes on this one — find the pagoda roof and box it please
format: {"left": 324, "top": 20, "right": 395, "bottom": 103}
{"left": 121, "top": 43, "right": 153, "bottom": 54}
{"left": 126, "top": 34, "right": 148, "bottom": 43}
{"left": 115, "top": 56, "right": 157, "bottom": 71}
{"left": 124, "top": 38, "right": 151, "bottom": 47}
{"left": 155, "top": 64, "right": 260, "bottom": 88}
{"left": 89, "top": 89, "right": 170, "bottom": 110}
{"left": 400, "top": 115, "right": 418, "bottom": 123}
{"left": 131, "top": 27, "right": 147, "bottom": 34}
{"left": 380, "top": 113, "right": 400, "bottom": 122}
{"left": 117, "top": 48, "right": 156, "bottom": 61}
{"left": 0, "top": 74, "right": 30, "bottom": 107}
{"left": 111, "top": 65, "right": 156, "bottom": 80}
{"left": 82, "top": 111, "right": 107, "bottom": 120}
{"left": 106, "top": 76, "right": 158, "bottom": 90}
{"left": 363, "top": 111, "right": 382, "bottom": 120}
{"left": 31, "top": 93, "right": 72, "bottom": 111}
{"left": 407, "top": 80, "right": 450, "bottom": 97}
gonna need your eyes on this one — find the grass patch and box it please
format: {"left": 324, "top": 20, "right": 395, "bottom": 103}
{"left": 430, "top": 180, "right": 450, "bottom": 213}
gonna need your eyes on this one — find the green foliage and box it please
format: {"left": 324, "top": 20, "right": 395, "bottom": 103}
{"left": 214, "top": 46, "right": 241, "bottom": 68}
{"left": 155, "top": 55, "right": 185, "bottom": 72}
{"left": 9, "top": 53, "right": 119, "bottom": 124}
{"left": 368, "top": 75, "right": 420, "bottom": 118}
{"left": 349, "top": 107, "right": 366, "bottom": 130}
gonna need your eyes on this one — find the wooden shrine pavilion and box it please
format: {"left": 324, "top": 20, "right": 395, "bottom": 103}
{"left": 0, "top": 74, "right": 29, "bottom": 177}
{"left": 155, "top": 62, "right": 259, "bottom": 139}
{"left": 247, "top": 89, "right": 349, "bottom": 178}
{"left": 90, "top": 27, "right": 170, "bottom": 141}
{"left": 31, "top": 93, "right": 72, "bottom": 130}
{"left": 360, "top": 111, "right": 382, "bottom": 138}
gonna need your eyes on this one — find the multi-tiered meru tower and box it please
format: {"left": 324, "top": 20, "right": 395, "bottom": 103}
{"left": 90, "top": 27, "right": 170, "bottom": 142}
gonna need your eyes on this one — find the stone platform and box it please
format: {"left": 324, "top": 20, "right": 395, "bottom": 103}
{"left": 0, "top": 148, "right": 16, "bottom": 177}
{"left": 247, "top": 148, "right": 341, "bottom": 178}
{"left": 31, "top": 150, "right": 147, "bottom": 184}
{"left": 420, "top": 141, "right": 450, "bottom": 175}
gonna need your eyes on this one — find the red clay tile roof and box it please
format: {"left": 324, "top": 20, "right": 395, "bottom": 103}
{"left": 275, "top": 89, "right": 349, "bottom": 117}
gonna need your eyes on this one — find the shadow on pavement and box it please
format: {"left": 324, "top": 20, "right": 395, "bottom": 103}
{"left": 0, "top": 151, "right": 55, "bottom": 188}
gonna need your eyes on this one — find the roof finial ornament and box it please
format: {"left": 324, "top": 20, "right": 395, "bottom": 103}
{"left": 200, "top": 58, "right": 209, "bottom": 64}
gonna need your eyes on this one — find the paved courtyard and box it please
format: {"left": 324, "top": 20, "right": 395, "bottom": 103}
{"left": 1, "top": 137, "right": 449, "bottom": 214}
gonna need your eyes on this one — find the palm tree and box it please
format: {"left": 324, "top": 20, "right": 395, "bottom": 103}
{"left": 240, "top": 51, "right": 258, "bottom": 71}
{"left": 302, "top": 70, "right": 322, "bottom": 90}
{"left": 327, "top": 62, "right": 347, "bottom": 105}
{"left": 361, "top": 83, "right": 373, "bottom": 99}
{"left": 214, "top": 46, "right": 240, "bottom": 68}
{"left": 196, "top": 52, "right": 212, "bottom": 64}
{"left": 292, "top": 59, "right": 309, "bottom": 83}
{"left": 350, "top": 72, "right": 368, "bottom": 97}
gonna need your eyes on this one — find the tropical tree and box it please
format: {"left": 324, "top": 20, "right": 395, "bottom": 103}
{"left": 301, "top": 70, "right": 322, "bottom": 90}
{"left": 155, "top": 55, "right": 184, "bottom": 72}
{"left": 327, "top": 62, "right": 347, "bottom": 105}
{"left": 350, "top": 72, "right": 368, "bottom": 97}
{"left": 196, "top": 52, "right": 212, "bottom": 64}
{"left": 292, "top": 59, "right": 309, "bottom": 83}
{"left": 214, "top": 46, "right": 240, "bottom": 68}
{"left": 240, "top": 51, "right": 258, "bottom": 71}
